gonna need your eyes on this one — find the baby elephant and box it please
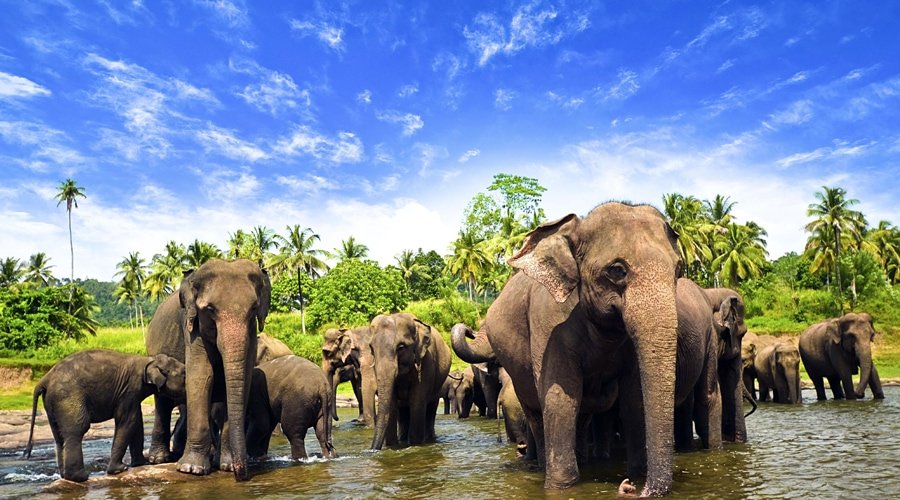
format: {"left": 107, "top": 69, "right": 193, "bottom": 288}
{"left": 25, "top": 349, "right": 185, "bottom": 482}
{"left": 755, "top": 342, "right": 802, "bottom": 404}
{"left": 244, "top": 355, "right": 337, "bottom": 460}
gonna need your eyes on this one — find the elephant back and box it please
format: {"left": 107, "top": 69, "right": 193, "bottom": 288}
{"left": 146, "top": 292, "right": 185, "bottom": 362}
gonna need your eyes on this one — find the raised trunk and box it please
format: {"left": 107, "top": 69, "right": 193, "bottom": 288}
{"left": 450, "top": 324, "right": 494, "bottom": 363}
{"left": 855, "top": 344, "right": 873, "bottom": 398}
{"left": 370, "top": 363, "right": 397, "bottom": 450}
{"left": 219, "top": 325, "right": 254, "bottom": 481}
{"left": 624, "top": 284, "right": 677, "bottom": 497}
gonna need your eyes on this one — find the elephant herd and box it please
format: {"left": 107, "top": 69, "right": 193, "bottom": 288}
{"left": 20, "top": 203, "right": 886, "bottom": 497}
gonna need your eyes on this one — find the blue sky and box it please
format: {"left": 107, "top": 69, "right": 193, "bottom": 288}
{"left": 2, "top": 1, "right": 899, "bottom": 281}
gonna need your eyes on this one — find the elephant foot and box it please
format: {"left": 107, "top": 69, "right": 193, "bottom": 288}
{"left": 176, "top": 451, "right": 213, "bottom": 476}
{"left": 617, "top": 479, "right": 638, "bottom": 498}
{"left": 107, "top": 463, "right": 128, "bottom": 475}
{"left": 147, "top": 445, "right": 171, "bottom": 464}
{"left": 63, "top": 470, "right": 90, "bottom": 483}
{"left": 875, "top": 392, "right": 885, "bottom": 399}
{"left": 130, "top": 455, "right": 149, "bottom": 468}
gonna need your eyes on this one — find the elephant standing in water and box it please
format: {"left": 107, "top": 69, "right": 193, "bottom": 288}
{"left": 498, "top": 368, "right": 529, "bottom": 457}
{"left": 321, "top": 327, "right": 375, "bottom": 426}
{"left": 256, "top": 333, "right": 293, "bottom": 364}
{"left": 742, "top": 332, "right": 781, "bottom": 400}
{"left": 146, "top": 259, "right": 271, "bottom": 481}
{"left": 452, "top": 202, "right": 682, "bottom": 496}
{"left": 702, "top": 287, "right": 749, "bottom": 443}
{"left": 369, "top": 313, "right": 451, "bottom": 449}
{"left": 755, "top": 342, "right": 802, "bottom": 403}
{"left": 24, "top": 350, "right": 185, "bottom": 482}
{"left": 799, "top": 312, "right": 884, "bottom": 401}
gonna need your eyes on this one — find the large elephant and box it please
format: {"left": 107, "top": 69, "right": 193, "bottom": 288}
{"left": 157, "top": 259, "right": 270, "bottom": 480}
{"left": 321, "top": 326, "right": 375, "bottom": 426}
{"left": 755, "top": 341, "right": 801, "bottom": 403}
{"left": 702, "top": 287, "right": 749, "bottom": 443}
{"left": 243, "top": 355, "right": 336, "bottom": 460}
{"left": 673, "top": 278, "right": 723, "bottom": 452}
{"left": 451, "top": 202, "right": 682, "bottom": 495}
{"left": 471, "top": 361, "right": 502, "bottom": 418}
{"left": 24, "top": 350, "right": 185, "bottom": 482}
{"left": 741, "top": 332, "right": 781, "bottom": 400}
{"left": 799, "top": 312, "right": 884, "bottom": 401}
{"left": 369, "top": 313, "right": 451, "bottom": 449}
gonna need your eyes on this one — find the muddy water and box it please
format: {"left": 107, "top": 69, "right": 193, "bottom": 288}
{"left": 2, "top": 386, "right": 899, "bottom": 499}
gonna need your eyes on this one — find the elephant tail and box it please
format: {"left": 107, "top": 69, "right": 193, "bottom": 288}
{"left": 451, "top": 323, "right": 495, "bottom": 364}
{"left": 24, "top": 380, "right": 45, "bottom": 458}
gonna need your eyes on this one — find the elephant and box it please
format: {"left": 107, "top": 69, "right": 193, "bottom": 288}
{"left": 471, "top": 362, "right": 502, "bottom": 418}
{"left": 24, "top": 350, "right": 185, "bottom": 482}
{"left": 256, "top": 333, "right": 293, "bottom": 364}
{"left": 702, "top": 287, "right": 749, "bottom": 443}
{"left": 451, "top": 202, "right": 682, "bottom": 495}
{"left": 742, "top": 332, "right": 782, "bottom": 401}
{"left": 369, "top": 313, "right": 451, "bottom": 449}
{"left": 146, "top": 259, "right": 271, "bottom": 480}
{"left": 754, "top": 341, "right": 801, "bottom": 404}
{"left": 799, "top": 312, "right": 885, "bottom": 401}
{"left": 672, "top": 278, "right": 723, "bottom": 452}
{"left": 439, "top": 371, "right": 460, "bottom": 414}
{"left": 498, "top": 368, "right": 529, "bottom": 457}
{"left": 321, "top": 326, "right": 375, "bottom": 426}
{"left": 241, "top": 355, "right": 337, "bottom": 460}
{"left": 446, "top": 367, "right": 476, "bottom": 418}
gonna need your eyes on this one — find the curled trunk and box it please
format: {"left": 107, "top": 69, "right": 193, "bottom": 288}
{"left": 450, "top": 323, "right": 494, "bottom": 363}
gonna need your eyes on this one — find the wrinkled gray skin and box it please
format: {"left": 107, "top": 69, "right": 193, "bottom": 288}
{"left": 147, "top": 259, "right": 271, "bottom": 481}
{"left": 321, "top": 327, "right": 375, "bottom": 426}
{"left": 702, "top": 287, "right": 748, "bottom": 443}
{"left": 449, "top": 367, "right": 476, "bottom": 418}
{"left": 256, "top": 333, "right": 293, "bottom": 364}
{"left": 451, "top": 202, "right": 682, "bottom": 496}
{"left": 241, "top": 355, "right": 336, "bottom": 460}
{"left": 369, "top": 313, "right": 451, "bottom": 449}
{"left": 755, "top": 342, "right": 801, "bottom": 404}
{"left": 673, "top": 278, "right": 723, "bottom": 452}
{"left": 498, "top": 368, "right": 528, "bottom": 457}
{"left": 799, "top": 312, "right": 884, "bottom": 401}
{"left": 439, "top": 371, "right": 460, "bottom": 414}
{"left": 742, "top": 332, "right": 782, "bottom": 401}
{"left": 472, "top": 362, "right": 502, "bottom": 418}
{"left": 24, "top": 350, "right": 185, "bottom": 482}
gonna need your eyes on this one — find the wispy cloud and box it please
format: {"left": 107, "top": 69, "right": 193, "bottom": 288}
{"left": 776, "top": 140, "right": 874, "bottom": 168}
{"left": 274, "top": 125, "right": 363, "bottom": 163}
{"left": 458, "top": 149, "right": 480, "bottom": 163}
{"left": 196, "top": 124, "right": 267, "bottom": 162}
{"left": 398, "top": 83, "right": 419, "bottom": 98}
{"left": 276, "top": 174, "right": 337, "bottom": 194}
{"left": 237, "top": 71, "right": 310, "bottom": 115}
{"left": 464, "top": 2, "right": 590, "bottom": 66}
{"left": 195, "top": 0, "right": 249, "bottom": 29}
{"left": 357, "top": 89, "right": 372, "bottom": 104}
{"left": 769, "top": 99, "right": 814, "bottom": 125}
{"left": 196, "top": 166, "right": 261, "bottom": 200}
{"left": 0, "top": 71, "right": 51, "bottom": 98}
{"left": 376, "top": 110, "right": 424, "bottom": 136}
{"left": 546, "top": 91, "right": 584, "bottom": 109}
{"left": 494, "top": 88, "right": 515, "bottom": 110}
{"left": 290, "top": 18, "right": 345, "bottom": 51}
{"left": 0, "top": 120, "right": 84, "bottom": 171}
{"left": 597, "top": 69, "right": 640, "bottom": 101}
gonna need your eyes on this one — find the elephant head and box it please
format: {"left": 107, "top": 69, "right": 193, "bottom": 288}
{"left": 179, "top": 258, "right": 271, "bottom": 480}
{"left": 710, "top": 291, "right": 747, "bottom": 361}
{"left": 771, "top": 343, "right": 802, "bottom": 404}
{"left": 507, "top": 203, "right": 682, "bottom": 495}
{"left": 828, "top": 312, "right": 876, "bottom": 399}
{"left": 144, "top": 353, "right": 187, "bottom": 403}
{"left": 369, "top": 313, "right": 432, "bottom": 450}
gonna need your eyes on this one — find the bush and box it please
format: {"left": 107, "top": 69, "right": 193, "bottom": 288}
{"left": 404, "top": 295, "right": 488, "bottom": 335}
{"left": 305, "top": 259, "right": 408, "bottom": 331}
{"left": 0, "top": 285, "right": 99, "bottom": 351}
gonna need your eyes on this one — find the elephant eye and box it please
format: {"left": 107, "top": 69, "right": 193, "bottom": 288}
{"left": 605, "top": 263, "right": 628, "bottom": 282}
{"left": 204, "top": 304, "right": 216, "bottom": 313}
{"left": 397, "top": 343, "right": 407, "bottom": 350}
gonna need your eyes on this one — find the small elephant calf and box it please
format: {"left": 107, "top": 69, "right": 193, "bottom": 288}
{"left": 25, "top": 349, "right": 186, "bottom": 482}
{"left": 244, "top": 355, "right": 337, "bottom": 460}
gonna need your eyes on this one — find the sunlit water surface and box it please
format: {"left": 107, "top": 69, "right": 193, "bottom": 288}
{"left": 2, "top": 386, "right": 899, "bottom": 499}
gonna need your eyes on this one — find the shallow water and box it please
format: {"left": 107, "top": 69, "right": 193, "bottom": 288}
{"left": 2, "top": 386, "right": 899, "bottom": 499}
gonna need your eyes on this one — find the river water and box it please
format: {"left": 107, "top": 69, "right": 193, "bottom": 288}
{"left": 2, "top": 386, "right": 899, "bottom": 499}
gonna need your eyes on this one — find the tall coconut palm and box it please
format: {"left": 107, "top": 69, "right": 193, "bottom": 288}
{"left": 334, "top": 236, "right": 369, "bottom": 261}
{"left": 395, "top": 249, "right": 429, "bottom": 287}
{"left": 226, "top": 229, "right": 253, "bottom": 260}
{"left": 249, "top": 225, "right": 278, "bottom": 267}
{"left": 0, "top": 257, "right": 24, "bottom": 289}
{"left": 663, "top": 193, "right": 712, "bottom": 279}
{"left": 145, "top": 241, "right": 187, "bottom": 301}
{"left": 805, "top": 186, "right": 865, "bottom": 303}
{"left": 866, "top": 221, "right": 900, "bottom": 284}
{"left": 271, "top": 225, "right": 329, "bottom": 278}
{"left": 24, "top": 252, "right": 55, "bottom": 287}
{"left": 446, "top": 229, "right": 490, "bottom": 300}
{"left": 185, "top": 239, "right": 223, "bottom": 268}
{"left": 54, "top": 178, "right": 86, "bottom": 284}
{"left": 711, "top": 223, "right": 768, "bottom": 287}
{"left": 115, "top": 252, "right": 147, "bottom": 330}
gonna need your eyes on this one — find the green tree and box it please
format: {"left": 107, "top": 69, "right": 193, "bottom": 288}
{"left": 711, "top": 223, "right": 768, "bottom": 287}
{"left": 145, "top": 241, "right": 187, "bottom": 301}
{"left": 185, "top": 239, "right": 223, "bottom": 268}
{"left": 306, "top": 259, "right": 407, "bottom": 330}
{"left": 865, "top": 220, "right": 900, "bottom": 284}
{"left": 333, "top": 236, "right": 369, "bottom": 261}
{"left": 462, "top": 192, "right": 502, "bottom": 241}
{"left": 407, "top": 249, "right": 447, "bottom": 300}
{"left": 487, "top": 173, "right": 547, "bottom": 234}
{"left": 271, "top": 225, "right": 329, "bottom": 279}
{"left": 24, "top": 252, "right": 55, "bottom": 287}
{"left": 226, "top": 229, "right": 254, "bottom": 260}
{"left": 663, "top": 193, "right": 712, "bottom": 281}
{"left": 249, "top": 225, "right": 279, "bottom": 267}
{"left": 54, "top": 178, "right": 86, "bottom": 284}
{"left": 114, "top": 252, "right": 147, "bottom": 330}
{"left": 446, "top": 229, "right": 490, "bottom": 300}
{"left": 0, "top": 258, "right": 24, "bottom": 289}
{"left": 805, "top": 186, "right": 866, "bottom": 305}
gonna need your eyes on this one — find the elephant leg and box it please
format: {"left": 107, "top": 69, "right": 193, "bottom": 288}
{"left": 178, "top": 338, "right": 215, "bottom": 476}
{"left": 425, "top": 400, "right": 438, "bottom": 443}
{"left": 721, "top": 358, "right": 745, "bottom": 443}
{"left": 351, "top": 379, "right": 364, "bottom": 420}
{"left": 618, "top": 372, "right": 647, "bottom": 481}
{"left": 245, "top": 409, "right": 272, "bottom": 459}
{"left": 575, "top": 413, "right": 593, "bottom": 465}
{"left": 869, "top": 365, "right": 885, "bottom": 399}
{"left": 172, "top": 406, "right": 187, "bottom": 460}
{"left": 148, "top": 395, "right": 176, "bottom": 464}
{"left": 281, "top": 416, "right": 309, "bottom": 460}
{"left": 591, "top": 411, "right": 613, "bottom": 460}
{"left": 407, "top": 397, "right": 427, "bottom": 445}
{"left": 385, "top": 405, "right": 399, "bottom": 446}
{"left": 314, "top": 409, "right": 337, "bottom": 458}
{"left": 840, "top": 372, "right": 857, "bottom": 400}
{"left": 540, "top": 366, "right": 582, "bottom": 489}
{"left": 397, "top": 405, "right": 411, "bottom": 443}
{"left": 61, "top": 433, "right": 89, "bottom": 482}
{"left": 827, "top": 375, "right": 845, "bottom": 399}
{"left": 522, "top": 406, "right": 544, "bottom": 464}
{"left": 811, "top": 376, "right": 828, "bottom": 401}
{"left": 757, "top": 379, "right": 770, "bottom": 402}
{"left": 674, "top": 397, "right": 695, "bottom": 451}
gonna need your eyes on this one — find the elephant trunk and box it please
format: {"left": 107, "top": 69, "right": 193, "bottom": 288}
{"left": 326, "top": 365, "right": 341, "bottom": 421}
{"left": 624, "top": 274, "right": 677, "bottom": 497}
{"left": 451, "top": 323, "right": 495, "bottom": 363}
{"left": 855, "top": 343, "right": 873, "bottom": 399}
{"left": 370, "top": 361, "right": 397, "bottom": 450}
{"left": 219, "top": 320, "right": 255, "bottom": 481}
{"left": 785, "top": 363, "right": 800, "bottom": 404}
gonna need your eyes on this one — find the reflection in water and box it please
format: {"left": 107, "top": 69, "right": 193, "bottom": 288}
{"left": 2, "top": 387, "right": 899, "bottom": 499}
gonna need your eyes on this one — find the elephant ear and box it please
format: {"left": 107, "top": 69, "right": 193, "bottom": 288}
{"left": 178, "top": 270, "right": 197, "bottom": 334}
{"left": 256, "top": 267, "right": 272, "bottom": 333}
{"left": 413, "top": 319, "right": 433, "bottom": 378}
{"left": 714, "top": 296, "right": 739, "bottom": 336}
{"left": 507, "top": 213, "right": 580, "bottom": 303}
{"left": 338, "top": 329, "right": 356, "bottom": 364}
{"left": 827, "top": 319, "right": 843, "bottom": 345}
{"left": 145, "top": 354, "right": 170, "bottom": 391}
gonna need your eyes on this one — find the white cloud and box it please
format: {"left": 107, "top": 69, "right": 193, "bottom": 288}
{"left": 0, "top": 71, "right": 51, "bottom": 98}
{"left": 357, "top": 89, "right": 372, "bottom": 104}
{"left": 376, "top": 110, "right": 424, "bottom": 136}
{"left": 237, "top": 71, "right": 310, "bottom": 115}
{"left": 547, "top": 91, "right": 584, "bottom": 109}
{"left": 770, "top": 100, "right": 814, "bottom": 125}
{"left": 458, "top": 149, "right": 480, "bottom": 163}
{"left": 196, "top": 125, "right": 267, "bottom": 162}
{"left": 276, "top": 174, "right": 337, "bottom": 194}
{"left": 289, "top": 19, "right": 345, "bottom": 51}
{"left": 494, "top": 88, "right": 515, "bottom": 110}
{"left": 598, "top": 69, "right": 640, "bottom": 101}
{"left": 398, "top": 83, "right": 419, "bottom": 98}
{"left": 716, "top": 59, "right": 735, "bottom": 74}
{"left": 275, "top": 125, "right": 363, "bottom": 163}
{"left": 196, "top": 0, "right": 249, "bottom": 29}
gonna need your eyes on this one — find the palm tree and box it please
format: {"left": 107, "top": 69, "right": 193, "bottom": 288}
{"left": 805, "top": 186, "right": 865, "bottom": 304}
{"left": 249, "top": 225, "right": 278, "bottom": 267}
{"left": 226, "top": 229, "right": 252, "bottom": 260}
{"left": 446, "top": 229, "right": 490, "bottom": 300}
{"left": 663, "top": 193, "right": 713, "bottom": 280}
{"left": 866, "top": 221, "right": 900, "bottom": 284}
{"left": 271, "top": 225, "right": 329, "bottom": 278}
{"left": 185, "top": 239, "right": 223, "bottom": 268}
{"left": 703, "top": 195, "right": 737, "bottom": 227}
{"left": 115, "top": 252, "right": 147, "bottom": 330}
{"left": 395, "top": 249, "right": 429, "bottom": 287}
{"left": 145, "top": 241, "right": 187, "bottom": 301}
{"left": 334, "top": 236, "right": 369, "bottom": 261}
{"left": 61, "top": 284, "right": 100, "bottom": 339}
{"left": 0, "top": 257, "right": 24, "bottom": 289}
{"left": 711, "top": 223, "right": 768, "bottom": 286}
{"left": 24, "top": 252, "right": 55, "bottom": 287}
{"left": 54, "top": 178, "right": 86, "bottom": 284}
